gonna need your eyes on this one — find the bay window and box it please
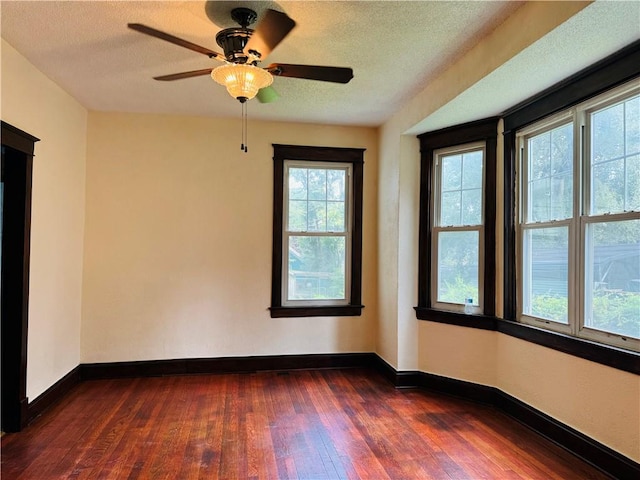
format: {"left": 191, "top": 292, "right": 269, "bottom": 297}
{"left": 516, "top": 80, "right": 639, "bottom": 350}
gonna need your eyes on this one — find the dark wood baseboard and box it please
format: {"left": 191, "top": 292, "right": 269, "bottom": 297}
{"left": 369, "top": 355, "right": 421, "bottom": 388}
{"left": 25, "top": 352, "right": 638, "bottom": 480}
{"left": 414, "top": 371, "right": 497, "bottom": 406}
{"left": 80, "top": 352, "right": 378, "bottom": 380}
{"left": 377, "top": 359, "right": 639, "bottom": 480}
{"left": 494, "top": 391, "right": 639, "bottom": 480}
{"left": 27, "top": 366, "right": 81, "bottom": 423}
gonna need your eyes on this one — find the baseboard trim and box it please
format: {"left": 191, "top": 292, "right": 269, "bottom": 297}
{"left": 27, "top": 366, "right": 81, "bottom": 422}
{"left": 494, "top": 391, "right": 639, "bottom": 480}
{"left": 379, "top": 362, "right": 639, "bottom": 480}
{"left": 80, "top": 352, "right": 378, "bottom": 380}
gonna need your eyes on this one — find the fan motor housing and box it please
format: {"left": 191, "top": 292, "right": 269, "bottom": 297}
{"left": 216, "top": 28, "right": 252, "bottom": 64}
{"left": 216, "top": 8, "right": 258, "bottom": 64}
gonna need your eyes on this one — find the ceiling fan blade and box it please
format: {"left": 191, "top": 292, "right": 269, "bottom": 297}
{"left": 243, "top": 9, "right": 296, "bottom": 60}
{"left": 128, "top": 23, "right": 225, "bottom": 61}
{"left": 257, "top": 86, "right": 279, "bottom": 103}
{"left": 153, "top": 68, "right": 214, "bottom": 81}
{"left": 266, "top": 64, "right": 354, "bottom": 84}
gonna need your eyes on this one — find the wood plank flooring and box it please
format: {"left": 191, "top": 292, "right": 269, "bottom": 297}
{"left": 1, "top": 368, "right": 610, "bottom": 479}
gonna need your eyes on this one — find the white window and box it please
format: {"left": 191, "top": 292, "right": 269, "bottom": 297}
{"left": 283, "top": 161, "right": 352, "bottom": 306}
{"left": 431, "top": 142, "right": 485, "bottom": 313}
{"left": 517, "top": 80, "right": 640, "bottom": 351}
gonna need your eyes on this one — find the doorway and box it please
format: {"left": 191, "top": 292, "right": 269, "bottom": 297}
{"left": 1, "top": 121, "right": 39, "bottom": 432}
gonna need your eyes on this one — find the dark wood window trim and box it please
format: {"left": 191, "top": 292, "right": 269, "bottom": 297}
{"left": 502, "top": 41, "right": 640, "bottom": 368}
{"left": 496, "top": 319, "right": 639, "bottom": 375}
{"left": 1, "top": 121, "right": 39, "bottom": 432}
{"left": 270, "top": 144, "right": 365, "bottom": 318}
{"left": 415, "top": 117, "right": 499, "bottom": 324}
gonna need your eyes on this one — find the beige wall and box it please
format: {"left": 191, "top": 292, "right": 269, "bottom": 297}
{"left": 1, "top": 39, "right": 87, "bottom": 400}
{"left": 82, "top": 112, "right": 378, "bottom": 363}
{"left": 497, "top": 335, "right": 640, "bottom": 461}
{"left": 417, "top": 323, "right": 498, "bottom": 388}
{"left": 416, "top": 322, "right": 640, "bottom": 461}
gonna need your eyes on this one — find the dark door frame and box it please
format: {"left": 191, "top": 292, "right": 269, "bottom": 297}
{"left": 1, "top": 121, "right": 39, "bottom": 432}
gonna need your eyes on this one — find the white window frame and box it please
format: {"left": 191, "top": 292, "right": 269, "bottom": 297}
{"left": 516, "top": 79, "right": 640, "bottom": 351}
{"left": 516, "top": 111, "right": 576, "bottom": 336}
{"left": 282, "top": 160, "right": 353, "bottom": 307}
{"left": 430, "top": 142, "right": 485, "bottom": 314}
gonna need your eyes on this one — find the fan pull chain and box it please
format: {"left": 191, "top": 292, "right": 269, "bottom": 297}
{"left": 240, "top": 100, "right": 244, "bottom": 152}
{"left": 240, "top": 101, "right": 248, "bottom": 153}
{"left": 244, "top": 101, "right": 248, "bottom": 153}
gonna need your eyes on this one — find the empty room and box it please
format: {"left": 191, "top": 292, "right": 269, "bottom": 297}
{"left": 1, "top": 1, "right": 638, "bottom": 479}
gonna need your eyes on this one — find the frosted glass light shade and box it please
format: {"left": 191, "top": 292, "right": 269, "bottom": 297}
{"left": 211, "top": 64, "right": 273, "bottom": 101}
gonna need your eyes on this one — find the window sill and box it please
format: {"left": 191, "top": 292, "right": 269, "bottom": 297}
{"left": 415, "top": 306, "right": 639, "bottom": 375}
{"left": 414, "top": 307, "right": 497, "bottom": 330}
{"left": 270, "top": 305, "right": 364, "bottom": 318}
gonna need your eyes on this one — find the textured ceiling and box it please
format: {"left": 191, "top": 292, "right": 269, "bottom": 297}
{"left": 0, "top": 0, "right": 522, "bottom": 127}
{"left": 408, "top": 0, "right": 640, "bottom": 134}
{"left": 1, "top": 1, "right": 639, "bottom": 130}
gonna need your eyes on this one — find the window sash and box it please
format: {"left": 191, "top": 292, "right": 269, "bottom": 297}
{"left": 430, "top": 225, "right": 484, "bottom": 313}
{"left": 579, "top": 213, "right": 640, "bottom": 350}
{"left": 518, "top": 221, "right": 575, "bottom": 336}
{"left": 282, "top": 160, "right": 353, "bottom": 306}
{"left": 433, "top": 142, "right": 485, "bottom": 228}
{"left": 583, "top": 88, "right": 640, "bottom": 217}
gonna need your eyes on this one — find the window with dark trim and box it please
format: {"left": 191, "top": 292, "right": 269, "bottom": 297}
{"left": 270, "top": 144, "right": 364, "bottom": 318}
{"left": 416, "top": 118, "right": 498, "bottom": 327}
{"left": 503, "top": 41, "right": 640, "bottom": 366}
{"left": 514, "top": 82, "right": 640, "bottom": 352}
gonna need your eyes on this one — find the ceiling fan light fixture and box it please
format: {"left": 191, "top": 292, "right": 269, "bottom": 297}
{"left": 211, "top": 64, "right": 273, "bottom": 102}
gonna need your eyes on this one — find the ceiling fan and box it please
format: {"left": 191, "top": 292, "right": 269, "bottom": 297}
{"left": 128, "top": 7, "right": 354, "bottom": 104}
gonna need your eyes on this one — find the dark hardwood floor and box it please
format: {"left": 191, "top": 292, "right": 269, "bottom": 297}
{"left": 1, "top": 368, "right": 610, "bottom": 479}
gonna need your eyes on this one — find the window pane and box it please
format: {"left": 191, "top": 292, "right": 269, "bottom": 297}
{"left": 591, "top": 94, "right": 640, "bottom": 214}
{"left": 627, "top": 155, "right": 640, "bottom": 211}
{"left": 307, "top": 201, "right": 326, "bottom": 231}
{"left": 585, "top": 220, "right": 640, "bottom": 339}
{"left": 592, "top": 158, "right": 625, "bottom": 214}
{"left": 440, "top": 191, "right": 461, "bottom": 226}
{"left": 551, "top": 124, "right": 573, "bottom": 177}
{"left": 288, "top": 200, "right": 307, "bottom": 231}
{"left": 529, "top": 178, "right": 550, "bottom": 222}
{"left": 462, "top": 189, "right": 482, "bottom": 225}
{"left": 437, "top": 230, "right": 479, "bottom": 305}
{"left": 626, "top": 95, "right": 640, "bottom": 156}
{"left": 288, "top": 236, "right": 345, "bottom": 300}
{"left": 308, "top": 169, "right": 327, "bottom": 200}
{"left": 527, "top": 123, "right": 573, "bottom": 222}
{"left": 441, "top": 154, "right": 461, "bottom": 191}
{"left": 522, "top": 227, "right": 568, "bottom": 323}
{"left": 327, "top": 170, "right": 345, "bottom": 201}
{"left": 592, "top": 102, "right": 624, "bottom": 163}
{"left": 327, "top": 201, "right": 345, "bottom": 232}
{"left": 289, "top": 168, "right": 307, "bottom": 200}
{"left": 462, "top": 150, "right": 483, "bottom": 189}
